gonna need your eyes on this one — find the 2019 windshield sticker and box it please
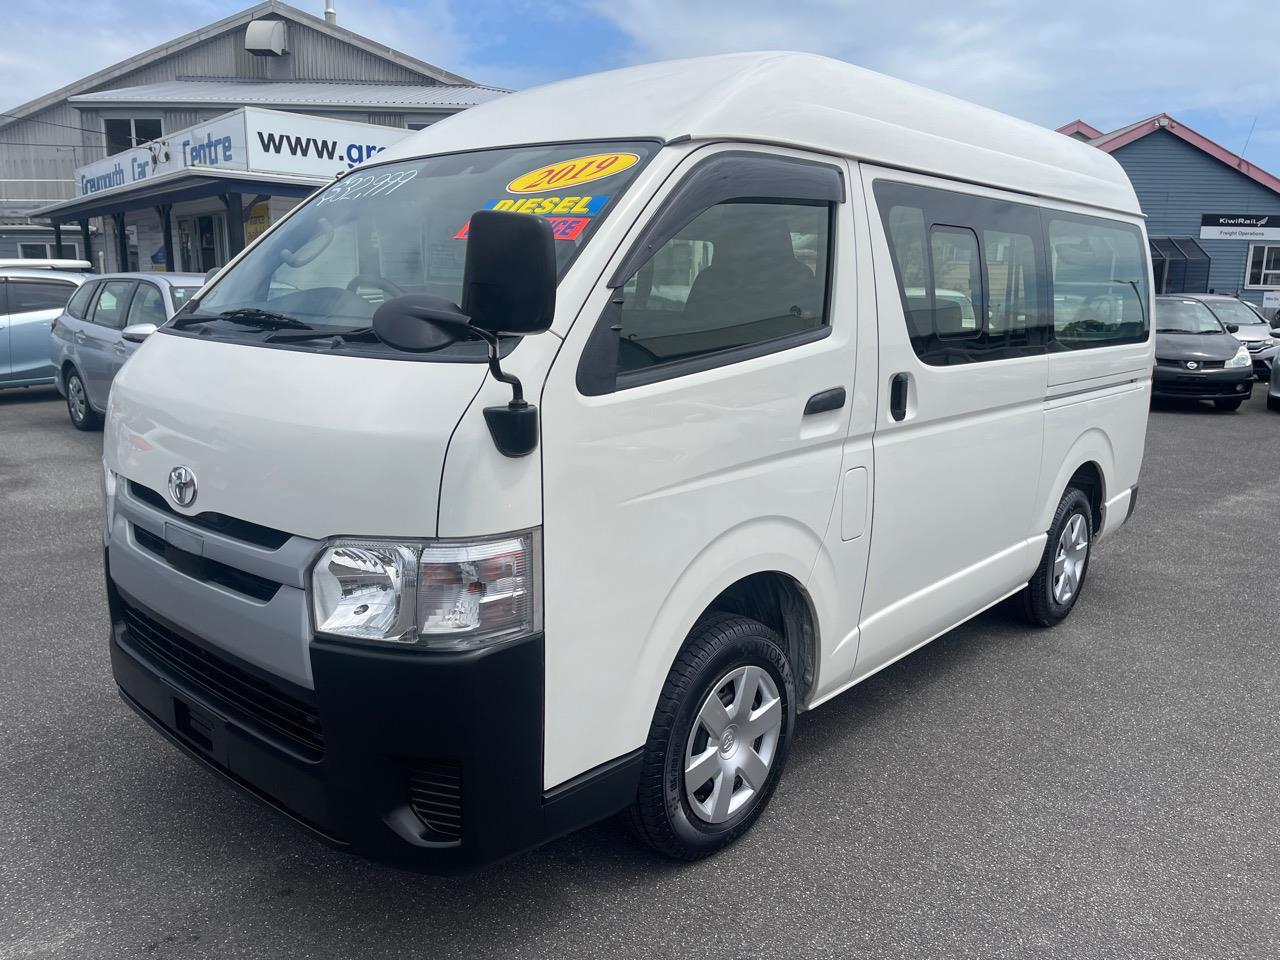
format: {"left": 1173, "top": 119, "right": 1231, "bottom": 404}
{"left": 316, "top": 168, "right": 419, "bottom": 205}
{"left": 506, "top": 152, "right": 639, "bottom": 194}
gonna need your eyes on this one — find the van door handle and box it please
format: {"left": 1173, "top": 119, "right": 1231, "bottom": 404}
{"left": 889, "top": 373, "right": 909, "bottom": 421}
{"left": 803, "top": 387, "right": 846, "bottom": 416}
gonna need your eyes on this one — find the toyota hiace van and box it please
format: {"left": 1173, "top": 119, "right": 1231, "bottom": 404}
{"left": 101, "top": 53, "right": 1153, "bottom": 871}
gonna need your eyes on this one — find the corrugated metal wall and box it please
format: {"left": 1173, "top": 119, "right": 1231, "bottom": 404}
{"left": 1111, "top": 130, "right": 1280, "bottom": 307}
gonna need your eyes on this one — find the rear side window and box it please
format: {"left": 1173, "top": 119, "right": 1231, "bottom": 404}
{"left": 127, "top": 284, "right": 167, "bottom": 326}
{"left": 90, "top": 281, "right": 136, "bottom": 330}
{"left": 1048, "top": 216, "right": 1148, "bottom": 349}
{"left": 8, "top": 279, "right": 75, "bottom": 313}
{"left": 615, "top": 201, "right": 831, "bottom": 373}
{"left": 875, "top": 181, "right": 1049, "bottom": 364}
{"left": 65, "top": 281, "right": 97, "bottom": 319}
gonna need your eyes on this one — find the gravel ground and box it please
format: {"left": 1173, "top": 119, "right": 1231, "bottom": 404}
{"left": 2, "top": 383, "right": 1278, "bottom": 960}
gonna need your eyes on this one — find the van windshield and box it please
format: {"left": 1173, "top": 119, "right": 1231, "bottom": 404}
{"left": 181, "top": 141, "right": 656, "bottom": 356}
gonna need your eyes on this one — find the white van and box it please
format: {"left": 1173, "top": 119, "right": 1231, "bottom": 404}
{"left": 102, "top": 53, "right": 1153, "bottom": 871}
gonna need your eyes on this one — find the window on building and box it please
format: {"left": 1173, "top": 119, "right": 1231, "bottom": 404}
{"left": 614, "top": 201, "right": 831, "bottom": 375}
{"left": 1048, "top": 217, "right": 1148, "bottom": 349}
{"left": 7, "top": 279, "right": 77, "bottom": 313}
{"left": 104, "top": 117, "right": 162, "bottom": 155}
{"left": 1246, "top": 244, "right": 1280, "bottom": 289}
{"left": 18, "top": 241, "right": 80, "bottom": 260}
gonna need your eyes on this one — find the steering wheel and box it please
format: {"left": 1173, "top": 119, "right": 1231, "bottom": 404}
{"left": 346, "top": 274, "right": 406, "bottom": 300}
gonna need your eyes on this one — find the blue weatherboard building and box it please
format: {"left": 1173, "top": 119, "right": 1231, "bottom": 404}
{"left": 1059, "top": 115, "right": 1280, "bottom": 317}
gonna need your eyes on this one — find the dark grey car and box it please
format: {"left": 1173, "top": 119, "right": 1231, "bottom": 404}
{"left": 49, "top": 272, "right": 204, "bottom": 430}
{"left": 1151, "top": 296, "right": 1254, "bottom": 411}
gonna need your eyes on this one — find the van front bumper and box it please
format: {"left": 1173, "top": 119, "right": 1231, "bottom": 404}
{"left": 106, "top": 557, "right": 640, "bottom": 873}
{"left": 1151, "top": 365, "right": 1253, "bottom": 401}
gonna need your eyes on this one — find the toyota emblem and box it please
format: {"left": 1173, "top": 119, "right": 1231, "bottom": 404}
{"left": 167, "top": 466, "right": 197, "bottom": 507}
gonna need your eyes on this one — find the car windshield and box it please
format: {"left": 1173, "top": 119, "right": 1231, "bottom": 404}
{"left": 170, "top": 287, "right": 200, "bottom": 307}
{"left": 1155, "top": 298, "right": 1224, "bottom": 334}
{"left": 1204, "top": 298, "right": 1268, "bottom": 328}
{"left": 183, "top": 141, "right": 656, "bottom": 356}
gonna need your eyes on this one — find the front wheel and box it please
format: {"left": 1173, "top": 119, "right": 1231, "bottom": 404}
{"left": 1268, "top": 394, "right": 1280, "bottom": 412}
{"left": 1214, "top": 398, "right": 1244, "bottom": 412}
{"left": 629, "top": 613, "right": 795, "bottom": 860}
{"left": 1022, "top": 488, "right": 1093, "bottom": 627}
{"left": 65, "top": 370, "right": 101, "bottom": 431}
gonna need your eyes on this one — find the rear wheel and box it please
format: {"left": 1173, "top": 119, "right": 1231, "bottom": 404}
{"left": 629, "top": 613, "right": 795, "bottom": 860}
{"left": 1213, "top": 398, "right": 1244, "bottom": 412}
{"left": 1022, "top": 488, "right": 1093, "bottom": 627}
{"left": 65, "top": 370, "right": 101, "bottom": 431}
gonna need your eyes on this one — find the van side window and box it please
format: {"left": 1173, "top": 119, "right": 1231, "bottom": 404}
{"left": 8, "top": 280, "right": 75, "bottom": 313}
{"left": 929, "top": 227, "right": 982, "bottom": 337}
{"left": 875, "top": 180, "right": 1054, "bottom": 364}
{"left": 615, "top": 201, "right": 831, "bottom": 374}
{"left": 985, "top": 229, "right": 1039, "bottom": 339}
{"left": 65, "top": 281, "right": 97, "bottom": 320}
{"left": 1047, "top": 217, "right": 1148, "bottom": 349}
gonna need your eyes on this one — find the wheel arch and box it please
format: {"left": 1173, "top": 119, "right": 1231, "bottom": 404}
{"left": 1036, "top": 428, "right": 1116, "bottom": 536}
{"left": 627, "top": 518, "right": 827, "bottom": 754}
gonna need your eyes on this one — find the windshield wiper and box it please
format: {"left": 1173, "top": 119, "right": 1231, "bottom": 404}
{"left": 265, "top": 325, "right": 379, "bottom": 344}
{"left": 172, "top": 307, "right": 313, "bottom": 331}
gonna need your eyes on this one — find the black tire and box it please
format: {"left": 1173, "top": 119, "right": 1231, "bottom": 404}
{"left": 1268, "top": 394, "right": 1280, "bottom": 412}
{"left": 629, "top": 613, "right": 796, "bottom": 861}
{"left": 1022, "top": 488, "right": 1094, "bottom": 628}
{"left": 65, "top": 369, "right": 101, "bottom": 431}
{"left": 1213, "top": 398, "right": 1244, "bottom": 412}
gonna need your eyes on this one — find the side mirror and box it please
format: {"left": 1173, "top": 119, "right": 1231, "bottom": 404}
{"left": 462, "top": 209, "right": 556, "bottom": 335}
{"left": 204, "top": 268, "right": 219, "bottom": 285}
{"left": 372, "top": 295, "right": 470, "bottom": 352}
{"left": 370, "top": 210, "right": 557, "bottom": 459}
{"left": 121, "top": 322, "right": 157, "bottom": 343}
{"left": 1226, "top": 322, "right": 1240, "bottom": 334}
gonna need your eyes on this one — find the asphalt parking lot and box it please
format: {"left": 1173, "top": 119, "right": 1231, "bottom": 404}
{"left": 2, "top": 383, "right": 1279, "bottom": 960}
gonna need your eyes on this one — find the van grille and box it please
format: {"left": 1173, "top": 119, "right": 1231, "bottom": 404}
{"left": 120, "top": 601, "right": 324, "bottom": 759}
{"left": 128, "top": 481, "right": 291, "bottom": 550}
{"left": 407, "top": 762, "right": 463, "bottom": 841}
{"left": 133, "top": 525, "right": 280, "bottom": 602}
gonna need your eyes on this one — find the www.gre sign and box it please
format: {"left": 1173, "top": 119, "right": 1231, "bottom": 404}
{"left": 72, "top": 107, "right": 413, "bottom": 197}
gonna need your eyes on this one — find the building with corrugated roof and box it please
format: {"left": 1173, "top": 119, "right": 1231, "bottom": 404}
{"left": 1058, "top": 115, "right": 1280, "bottom": 316}
{"left": 0, "top": 1, "right": 505, "bottom": 272}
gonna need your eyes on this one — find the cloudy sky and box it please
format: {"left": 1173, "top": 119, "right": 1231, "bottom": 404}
{"left": 3, "top": 0, "right": 1277, "bottom": 173}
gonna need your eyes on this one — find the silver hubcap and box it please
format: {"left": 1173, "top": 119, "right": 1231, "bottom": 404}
{"left": 684, "top": 664, "right": 782, "bottom": 824}
{"left": 1052, "top": 512, "right": 1089, "bottom": 605}
{"left": 68, "top": 377, "right": 86, "bottom": 422}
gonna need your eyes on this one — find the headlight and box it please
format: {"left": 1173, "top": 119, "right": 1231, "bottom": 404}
{"left": 311, "top": 530, "right": 540, "bottom": 649}
{"left": 1226, "top": 346, "right": 1251, "bottom": 369}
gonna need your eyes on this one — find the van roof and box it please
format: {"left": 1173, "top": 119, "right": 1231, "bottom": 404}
{"left": 375, "top": 52, "right": 1141, "bottom": 216}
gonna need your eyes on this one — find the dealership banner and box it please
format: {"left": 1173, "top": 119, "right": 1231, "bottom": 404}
{"left": 1199, "top": 214, "right": 1280, "bottom": 241}
{"left": 74, "top": 107, "right": 412, "bottom": 197}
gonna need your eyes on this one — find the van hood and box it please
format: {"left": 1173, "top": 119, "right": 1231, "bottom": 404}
{"left": 105, "top": 332, "right": 486, "bottom": 540}
{"left": 1154, "top": 332, "right": 1241, "bottom": 362}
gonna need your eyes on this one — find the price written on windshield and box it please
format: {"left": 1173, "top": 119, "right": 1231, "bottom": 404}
{"left": 316, "top": 168, "right": 419, "bottom": 205}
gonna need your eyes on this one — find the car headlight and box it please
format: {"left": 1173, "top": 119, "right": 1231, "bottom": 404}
{"left": 311, "top": 530, "right": 540, "bottom": 649}
{"left": 1226, "top": 345, "right": 1251, "bottom": 369}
